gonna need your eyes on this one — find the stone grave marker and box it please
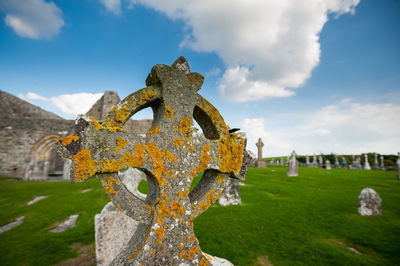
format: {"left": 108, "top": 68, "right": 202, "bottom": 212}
{"left": 380, "top": 155, "right": 385, "bottom": 170}
{"left": 334, "top": 155, "right": 340, "bottom": 168}
{"left": 325, "top": 160, "right": 331, "bottom": 170}
{"left": 364, "top": 154, "right": 371, "bottom": 170}
{"left": 287, "top": 150, "right": 299, "bottom": 177}
{"left": 306, "top": 155, "right": 310, "bottom": 167}
{"left": 358, "top": 188, "right": 382, "bottom": 216}
{"left": 311, "top": 155, "right": 318, "bottom": 168}
{"left": 255, "top": 138, "right": 266, "bottom": 168}
{"left": 373, "top": 153, "right": 379, "bottom": 169}
{"left": 56, "top": 57, "right": 245, "bottom": 265}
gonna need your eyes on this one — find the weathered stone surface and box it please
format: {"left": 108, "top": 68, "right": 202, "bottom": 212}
{"left": 118, "top": 167, "right": 147, "bottom": 200}
{"left": 364, "top": 154, "right": 371, "bottom": 170}
{"left": 373, "top": 153, "right": 379, "bottom": 169}
{"left": 26, "top": 195, "right": 48, "bottom": 205}
{"left": 334, "top": 155, "right": 340, "bottom": 168}
{"left": 95, "top": 202, "right": 139, "bottom": 266}
{"left": 358, "top": 188, "right": 382, "bottom": 216}
{"left": 50, "top": 214, "right": 79, "bottom": 232}
{"left": 287, "top": 151, "right": 299, "bottom": 177}
{"left": 56, "top": 57, "right": 245, "bottom": 265}
{"left": 311, "top": 155, "right": 318, "bottom": 168}
{"left": 0, "top": 216, "right": 25, "bottom": 234}
{"left": 380, "top": 155, "right": 385, "bottom": 170}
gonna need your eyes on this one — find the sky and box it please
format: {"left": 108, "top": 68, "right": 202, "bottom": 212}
{"left": 0, "top": 0, "right": 399, "bottom": 156}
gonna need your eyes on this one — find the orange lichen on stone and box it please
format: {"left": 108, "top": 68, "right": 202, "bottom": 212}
{"left": 154, "top": 227, "right": 166, "bottom": 244}
{"left": 147, "top": 126, "right": 160, "bottom": 135}
{"left": 72, "top": 149, "right": 99, "bottom": 182}
{"left": 89, "top": 116, "right": 103, "bottom": 130}
{"left": 176, "top": 117, "right": 193, "bottom": 140}
{"left": 121, "top": 143, "right": 146, "bottom": 168}
{"left": 187, "top": 245, "right": 201, "bottom": 260}
{"left": 105, "top": 147, "right": 110, "bottom": 151}
{"left": 173, "top": 137, "right": 184, "bottom": 147}
{"left": 200, "top": 257, "right": 209, "bottom": 266}
{"left": 216, "top": 173, "right": 226, "bottom": 184}
{"left": 197, "top": 97, "right": 229, "bottom": 134}
{"left": 169, "top": 200, "right": 184, "bottom": 219}
{"left": 164, "top": 151, "right": 177, "bottom": 163}
{"left": 115, "top": 104, "right": 131, "bottom": 123}
{"left": 104, "top": 176, "right": 119, "bottom": 195}
{"left": 145, "top": 142, "right": 169, "bottom": 185}
{"left": 115, "top": 136, "right": 128, "bottom": 152}
{"left": 165, "top": 105, "right": 174, "bottom": 119}
{"left": 58, "top": 134, "right": 79, "bottom": 146}
{"left": 156, "top": 193, "right": 171, "bottom": 224}
{"left": 218, "top": 134, "right": 245, "bottom": 174}
{"left": 100, "top": 159, "right": 124, "bottom": 172}
{"left": 128, "top": 245, "right": 142, "bottom": 260}
{"left": 189, "top": 144, "right": 211, "bottom": 179}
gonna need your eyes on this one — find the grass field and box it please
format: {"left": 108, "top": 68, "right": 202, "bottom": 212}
{"left": 1, "top": 166, "right": 399, "bottom": 265}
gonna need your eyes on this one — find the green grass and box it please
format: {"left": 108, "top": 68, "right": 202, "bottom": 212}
{"left": 1, "top": 166, "right": 400, "bottom": 265}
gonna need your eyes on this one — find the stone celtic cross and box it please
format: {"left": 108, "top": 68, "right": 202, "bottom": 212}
{"left": 56, "top": 57, "right": 245, "bottom": 265}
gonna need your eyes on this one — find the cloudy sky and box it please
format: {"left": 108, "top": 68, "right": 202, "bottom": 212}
{"left": 0, "top": 0, "right": 399, "bottom": 156}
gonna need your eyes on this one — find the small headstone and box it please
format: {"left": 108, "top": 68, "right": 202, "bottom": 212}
{"left": 380, "top": 155, "right": 385, "bottom": 170}
{"left": 50, "top": 214, "right": 79, "bottom": 233}
{"left": 0, "top": 216, "right": 25, "bottom": 234}
{"left": 325, "top": 160, "right": 331, "bottom": 170}
{"left": 363, "top": 154, "right": 371, "bottom": 170}
{"left": 334, "top": 155, "right": 340, "bottom": 168}
{"left": 358, "top": 188, "right": 382, "bottom": 216}
{"left": 287, "top": 150, "right": 299, "bottom": 177}
{"left": 306, "top": 155, "right": 310, "bottom": 167}
{"left": 26, "top": 195, "right": 47, "bottom": 205}
{"left": 280, "top": 157, "right": 284, "bottom": 165}
{"left": 255, "top": 138, "right": 267, "bottom": 168}
{"left": 311, "top": 155, "right": 318, "bottom": 168}
{"left": 373, "top": 153, "right": 379, "bottom": 169}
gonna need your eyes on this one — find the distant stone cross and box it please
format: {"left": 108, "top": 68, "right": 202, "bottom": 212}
{"left": 56, "top": 57, "right": 245, "bottom": 265}
{"left": 256, "top": 138, "right": 264, "bottom": 162}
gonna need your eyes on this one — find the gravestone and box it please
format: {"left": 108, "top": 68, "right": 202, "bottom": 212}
{"left": 311, "top": 155, "right": 318, "bottom": 168}
{"left": 56, "top": 57, "right": 245, "bottom": 265}
{"left": 396, "top": 152, "right": 400, "bottom": 180}
{"left": 358, "top": 188, "right": 382, "bottom": 216}
{"left": 334, "top": 155, "right": 340, "bottom": 168}
{"left": 353, "top": 157, "right": 362, "bottom": 170}
{"left": 306, "top": 155, "right": 310, "bottom": 167}
{"left": 363, "top": 154, "right": 371, "bottom": 170}
{"left": 325, "top": 160, "right": 331, "bottom": 170}
{"left": 373, "top": 153, "right": 379, "bottom": 169}
{"left": 287, "top": 150, "right": 299, "bottom": 177}
{"left": 380, "top": 155, "right": 385, "bottom": 170}
{"left": 255, "top": 138, "right": 266, "bottom": 168}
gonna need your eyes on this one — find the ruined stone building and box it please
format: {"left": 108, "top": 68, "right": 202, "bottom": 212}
{"left": 0, "top": 90, "right": 151, "bottom": 180}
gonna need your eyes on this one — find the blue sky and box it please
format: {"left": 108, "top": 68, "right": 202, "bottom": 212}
{"left": 0, "top": 0, "right": 399, "bottom": 156}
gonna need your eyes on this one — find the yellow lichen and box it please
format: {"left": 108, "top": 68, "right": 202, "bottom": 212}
{"left": 89, "top": 116, "right": 103, "bottom": 130}
{"left": 72, "top": 149, "right": 99, "bottom": 182}
{"left": 164, "top": 151, "right": 177, "bottom": 163}
{"left": 173, "top": 137, "right": 184, "bottom": 147}
{"left": 165, "top": 105, "right": 174, "bottom": 119}
{"left": 121, "top": 143, "right": 146, "bottom": 168}
{"left": 104, "top": 176, "right": 119, "bottom": 195}
{"left": 169, "top": 200, "right": 184, "bottom": 219}
{"left": 58, "top": 134, "right": 79, "bottom": 146}
{"left": 147, "top": 126, "right": 160, "bottom": 135}
{"left": 115, "top": 104, "right": 130, "bottom": 123}
{"left": 189, "top": 144, "right": 211, "bottom": 179}
{"left": 154, "top": 227, "right": 166, "bottom": 244}
{"left": 176, "top": 117, "right": 193, "bottom": 140}
{"left": 100, "top": 159, "right": 124, "bottom": 172}
{"left": 218, "top": 134, "right": 245, "bottom": 174}
{"left": 115, "top": 136, "right": 128, "bottom": 152}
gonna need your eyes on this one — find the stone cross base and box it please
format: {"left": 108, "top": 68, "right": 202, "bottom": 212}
{"left": 255, "top": 160, "right": 266, "bottom": 168}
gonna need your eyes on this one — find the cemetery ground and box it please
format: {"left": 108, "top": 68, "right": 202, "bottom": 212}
{"left": 1, "top": 166, "right": 399, "bottom": 266}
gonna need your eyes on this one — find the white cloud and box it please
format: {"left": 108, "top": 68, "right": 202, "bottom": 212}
{"left": 18, "top": 92, "right": 103, "bottom": 118}
{"left": 0, "top": 0, "right": 64, "bottom": 39}
{"left": 242, "top": 99, "right": 400, "bottom": 156}
{"left": 99, "top": 0, "right": 122, "bottom": 15}
{"left": 128, "top": 0, "right": 360, "bottom": 102}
